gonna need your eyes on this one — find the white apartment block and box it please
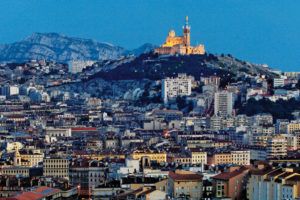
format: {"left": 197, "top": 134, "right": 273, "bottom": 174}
{"left": 162, "top": 74, "right": 192, "bottom": 104}
{"left": 273, "top": 77, "right": 285, "bottom": 88}
{"left": 68, "top": 60, "right": 95, "bottom": 74}
{"left": 214, "top": 91, "right": 233, "bottom": 117}
{"left": 45, "top": 127, "right": 72, "bottom": 137}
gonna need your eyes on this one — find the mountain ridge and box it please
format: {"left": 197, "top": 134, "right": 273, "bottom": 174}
{"left": 0, "top": 32, "right": 156, "bottom": 63}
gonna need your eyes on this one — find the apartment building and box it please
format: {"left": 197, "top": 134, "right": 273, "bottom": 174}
{"left": 266, "top": 136, "right": 287, "bottom": 159}
{"left": 247, "top": 167, "right": 300, "bottom": 200}
{"left": 45, "top": 127, "right": 72, "bottom": 137}
{"left": 231, "top": 150, "right": 250, "bottom": 165}
{"left": 212, "top": 153, "right": 232, "bottom": 165}
{"left": 190, "top": 149, "right": 207, "bottom": 164}
{"left": 162, "top": 74, "right": 192, "bottom": 104}
{"left": 2, "top": 166, "right": 30, "bottom": 177}
{"left": 168, "top": 170, "right": 203, "bottom": 199}
{"left": 131, "top": 150, "right": 167, "bottom": 163}
{"left": 201, "top": 76, "right": 221, "bottom": 87}
{"left": 214, "top": 91, "right": 233, "bottom": 117}
{"left": 287, "top": 122, "right": 300, "bottom": 134}
{"left": 212, "top": 166, "right": 249, "bottom": 200}
{"left": 43, "top": 157, "right": 69, "bottom": 180}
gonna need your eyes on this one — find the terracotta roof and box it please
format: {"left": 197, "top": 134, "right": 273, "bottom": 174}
{"left": 250, "top": 168, "right": 273, "bottom": 175}
{"left": 213, "top": 167, "right": 248, "bottom": 180}
{"left": 169, "top": 171, "right": 203, "bottom": 181}
{"left": 7, "top": 192, "right": 44, "bottom": 200}
{"left": 7, "top": 186, "right": 60, "bottom": 200}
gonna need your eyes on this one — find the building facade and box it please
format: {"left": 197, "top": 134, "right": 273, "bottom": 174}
{"left": 43, "top": 157, "right": 69, "bottom": 180}
{"left": 214, "top": 91, "right": 233, "bottom": 117}
{"left": 168, "top": 170, "right": 203, "bottom": 199}
{"left": 162, "top": 74, "right": 192, "bottom": 104}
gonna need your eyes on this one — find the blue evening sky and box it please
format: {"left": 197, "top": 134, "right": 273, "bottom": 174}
{"left": 0, "top": 0, "right": 299, "bottom": 71}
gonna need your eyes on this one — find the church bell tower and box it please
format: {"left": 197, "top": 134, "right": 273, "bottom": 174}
{"left": 14, "top": 145, "right": 21, "bottom": 166}
{"left": 183, "top": 16, "right": 190, "bottom": 47}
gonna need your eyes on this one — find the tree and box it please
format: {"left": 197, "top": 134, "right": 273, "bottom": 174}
{"left": 176, "top": 96, "right": 187, "bottom": 110}
{"left": 188, "top": 101, "right": 194, "bottom": 112}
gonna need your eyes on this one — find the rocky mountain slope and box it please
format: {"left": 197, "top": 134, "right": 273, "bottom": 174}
{"left": 0, "top": 33, "right": 156, "bottom": 63}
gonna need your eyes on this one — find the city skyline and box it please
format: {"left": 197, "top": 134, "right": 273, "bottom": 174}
{"left": 1, "top": 1, "right": 300, "bottom": 198}
{"left": 0, "top": 0, "right": 299, "bottom": 71}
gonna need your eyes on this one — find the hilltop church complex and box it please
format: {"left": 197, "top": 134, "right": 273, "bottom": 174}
{"left": 155, "top": 16, "right": 205, "bottom": 55}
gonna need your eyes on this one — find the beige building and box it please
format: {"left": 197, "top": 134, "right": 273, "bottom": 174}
{"left": 266, "top": 136, "right": 287, "bottom": 159}
{"left": 2, "top": 166, "right": 30, "bottom": 177}
{"left": 213, "top": 167, "right": 249, "bottom": 200}
{"left": 190, "top": 150, "right": 207, "bottom": 164}
{"left": 247, "top": 167, "right": 300, "bottom": 200}
{"left": 281, "top": 133, "right": 298, "bottom": 150}
{"left": 43, "top": 157, "right": 69, "bottom": 180}
{"left": 212, "top": 153, "right": 232, "bottom": 165}
{"left": 231, "top": 150, "right": 250, "bottom": 165}
{"left": 14, "top": 147, "right": 44, "bottom": 167}
{"left": 168, "top": 170, "right": 203, "bottom": 199}
{"left": 131, "top": 150, "right": 167, "bottom": 163}
{"left": 20, "top": 150, "right": 44, "bottom": 167}
{"left": 287, "top": 122, "right": 300, "bottom": 134}
{"left": 250, "top": 134, "right": 271, "bottom": 147}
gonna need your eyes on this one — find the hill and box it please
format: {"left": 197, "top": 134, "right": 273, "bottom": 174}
{"left": 89, "top": 52, "right": 278, "bottom": 83}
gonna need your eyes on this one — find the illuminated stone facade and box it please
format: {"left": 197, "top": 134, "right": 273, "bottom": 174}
{"left": 155, "top": 16, "right": 205, "bottom": 55}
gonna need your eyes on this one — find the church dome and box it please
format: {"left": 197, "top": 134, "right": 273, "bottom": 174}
{"left": 169, "top": 29, "right": 175, "bottom": 37}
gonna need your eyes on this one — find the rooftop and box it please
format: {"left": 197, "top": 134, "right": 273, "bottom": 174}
{"left": 169, "top": 170, "right": 203, "bottom": 181}
{"left": 7, "top": 186, "right": 61, "bottom": 200}
{"left": 213, "top": 167, "right": 248, "bottom": 180}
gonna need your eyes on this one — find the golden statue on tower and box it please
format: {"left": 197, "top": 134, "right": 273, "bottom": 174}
{"left": 155, "top": 16, "right": 205, "bottom": 55}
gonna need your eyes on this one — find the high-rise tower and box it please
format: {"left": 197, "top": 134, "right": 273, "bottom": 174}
{"left": 214, "top": 91, "right": 233, "bottom": 117}
{"left": 183, "top": 16, "right": 190, "bottom": 47}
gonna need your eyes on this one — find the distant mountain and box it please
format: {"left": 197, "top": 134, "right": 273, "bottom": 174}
{"left": 0, "top": 33, "right": 157, "bottom": 63}
{"left": 127, "top": 43, "right": 158, "bottom": 56}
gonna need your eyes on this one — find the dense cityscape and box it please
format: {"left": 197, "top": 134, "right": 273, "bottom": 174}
{"left": 0, "top": 11, "right": 299, "bottom": 200}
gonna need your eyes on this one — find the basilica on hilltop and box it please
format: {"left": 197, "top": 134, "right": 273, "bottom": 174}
{"left": 154, "top": 16, "right": 205, "bottom": 55}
